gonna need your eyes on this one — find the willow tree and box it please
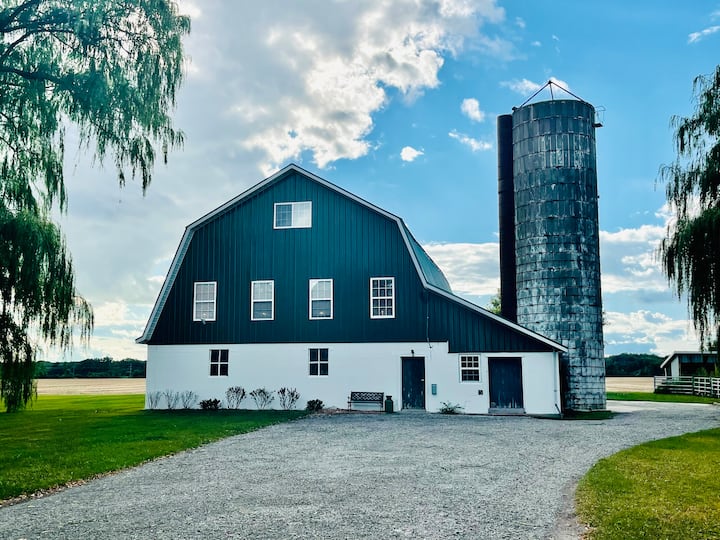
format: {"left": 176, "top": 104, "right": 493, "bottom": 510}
{"left": 0, "top": 0, "right": 190, "bottom": 411}
{"left": 660, "top": 65, "right": 720, "bottom": 350}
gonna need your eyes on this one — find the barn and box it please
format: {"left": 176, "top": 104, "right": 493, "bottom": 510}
{"left": 137, "top": 164, "right": 566, "bottom": 415}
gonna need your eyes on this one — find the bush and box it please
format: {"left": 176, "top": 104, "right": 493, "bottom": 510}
{"left": 180, "top": 390, "right": 198, "bottom": 409}
{"left": 147, "top": 391, "right": 162, "bottom": 409}
{"left": 278, "top": 387, "right": 300, "bottom": 410}
{"left": 306, "top": 399, "right": 323, "bottom": 412}
{"left": 438, "top": 401, "right": 463, "bottom": 414}
{"left": 199, "top": 398, "right": 221, "bottom": 410}
{"left": 249, "top": 388, "right": 275, "bottom": 410}
{"left": 225, "top": 386, "right": 246, "bottom": 409}
{"left": 163, "top": 390, "right": 180, "bottom": 410}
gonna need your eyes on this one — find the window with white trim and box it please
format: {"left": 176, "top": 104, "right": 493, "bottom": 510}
{"left": 274, "top": 201, "right": 312, "bottom": 229}
{"left": 309, "top": 348, "right": 329, "bottom": 376}
{"left": 193, "top": 281, "right": 217, "bottom": 321}
{"left": 460, "top": 355, "right": 480, "bottom": 382}
{"left": 309, "top": 279, "right": 333, "bottom": 319}
{"left": 370, "top": 277, "right": 395, "bottom": 318}
{"left": 210, "top": 349, "right": 229, "bottom": 376}
{"left": 251, "top": 280, "right": 274, "bottom": 320}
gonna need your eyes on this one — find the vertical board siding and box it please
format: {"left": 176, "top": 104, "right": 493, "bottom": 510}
{"left": 149, "top": 169, "right": 553, "bottom": 353}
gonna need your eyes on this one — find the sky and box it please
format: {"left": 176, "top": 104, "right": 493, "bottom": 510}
{"left": 48, "top": 0, "right": 720, "bottom": 362}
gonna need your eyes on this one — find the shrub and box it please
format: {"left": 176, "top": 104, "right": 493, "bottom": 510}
{"left": 163, "top": 390, "right": 180, "bottom": 410}
{"left": 147, "top": 391, "right": 162, "bottom": 410}
{"left": 180, "top": 390, "right": 198, "bottom": 409}
{"left": 438, "top": 401, "right": 463, "bottom": 414}
{"left": 278, "top": 387, "right": 300, "bottom": 410}
{"left": 306, "top": 399, "right": 323, "bottom": 412}
{"left": 225, "top": 386, "right": 246, "bottom": 409}
{"left": 249, "top": 388, "right": 275, "bottom": 410}
{"left": 199, "top": 398, "right": 221, "bottom": 410}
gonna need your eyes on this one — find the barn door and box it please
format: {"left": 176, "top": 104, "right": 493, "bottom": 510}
{"left": 401, "top": 357, "right": 425, "bottom": 409}
{"left": 488, "top": 357, "right": 524, "bottom": 409}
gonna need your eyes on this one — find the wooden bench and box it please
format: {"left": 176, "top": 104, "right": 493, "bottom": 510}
{"left": 348, "top": 391, "right": 384, "bottom": 410}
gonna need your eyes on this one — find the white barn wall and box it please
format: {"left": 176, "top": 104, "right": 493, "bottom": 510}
{"left": 146, "top": 343, "right": 560, "bottom": 415}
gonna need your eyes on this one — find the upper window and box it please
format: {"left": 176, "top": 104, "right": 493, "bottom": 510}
{"left": 194, "top": 282, "right": 217, "bottom": 321}
{"left": 274, "top": 201, "right": 312, "bottom": 229}
{"left": 210, "top": 349, "right": 229, "bottom": 377}
{"left": 460, "top": 355, "right": 480, "bottom": 382}
{"left": 370, "top": 277, "right": 395, "bottom": 319}
{"left": 251, "top": 280, "right": 274, "bottom": 321}
{"left": 309, "top": 279, "right": 333, "bottom": 319}
{"left": 309, "top": 348, "right": 329, "bottom": 376}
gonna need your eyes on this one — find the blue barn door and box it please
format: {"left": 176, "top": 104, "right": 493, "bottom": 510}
{"left": 401, "top": 357, "right": 425, "bottom": 409}
{"left": 488, "top": 357, "right": 524, "bottom": 410}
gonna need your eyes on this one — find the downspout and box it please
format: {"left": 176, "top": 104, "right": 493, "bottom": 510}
{"left": 554, "top": 351, "right": 563, "bottom": 418}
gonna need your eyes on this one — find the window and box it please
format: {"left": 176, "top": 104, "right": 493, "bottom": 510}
{"left": 309, "top": 348, "right": 329, "bottom": 376}
{"left": 194, "top": 282, "right": 217, "bottom": 321}
{"left": 370, "top": 277, "right": 395, "bottom": 318}
{"left": 251, "top": 280, "right": 274, "bottom": 320}
{"left": 274, "top": 201, "right": 312, "bottom": 229}
{"left": 309, "top": 279, "right": 333, "bottom": 319}
{"left": 460, "top": 355, "right": 480, "bottom": 382}
{"left": 210, "top": 349, "right": 229, "bottom": 376}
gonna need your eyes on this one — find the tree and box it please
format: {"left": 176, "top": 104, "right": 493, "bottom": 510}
{"left": 0, "top": 1, "right": 190, "bottom": 411}
{"left": 659, "top": 65, "right": 720, "bottom": 349}
{"left": 486, "top": 290, "right": 501, "bottom": 315}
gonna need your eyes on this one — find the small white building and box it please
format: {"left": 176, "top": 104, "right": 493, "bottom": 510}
{"left": 137, "top": 165, "right": 566, "bottom": 415}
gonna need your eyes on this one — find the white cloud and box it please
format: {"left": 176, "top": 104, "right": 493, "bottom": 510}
{"left": 423, "top": 242, "right": 500, "bottom": 299}
{"left": 500, "top": 76, "right": 570, "bottom": 96}
{"left": 460, "top": 98, "right": 486, "bottom": 122}
{"left": 400, "top": 146, "right": 424, "bottom": 162}
{"left": 448, "top": 129, "right": 492, "bottom": 151}
{"left": 688, "top": 25, "right": 720, "bottom": 43}
{"left": 515, "top": 17, "right": 526, "bottom": 29}
{"left": 604, "top": 310, "right": 698, "bottom": 356}
{"left": 531, "top": 40, "right": 541, "bottom": 47}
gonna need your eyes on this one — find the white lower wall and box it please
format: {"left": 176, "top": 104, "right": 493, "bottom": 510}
{"left": 146, "top": 342, "right": 561, "bottom": 415}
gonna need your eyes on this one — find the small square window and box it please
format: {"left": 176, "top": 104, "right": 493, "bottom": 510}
{"left": 210, "top": 349, "right": 229, "bottom": 377}
{"left": 309, "top": 348, "right": 329, "bottom": 376}
{"left": 274, "top": 201, "right": 312, "bottom": 229}
{"left": 460, "top": 355, "right": 480, "bottom": 382}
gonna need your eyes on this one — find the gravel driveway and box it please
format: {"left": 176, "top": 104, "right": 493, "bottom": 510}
{"left": 2, "top": 401, "right": 718, "bottom": 539}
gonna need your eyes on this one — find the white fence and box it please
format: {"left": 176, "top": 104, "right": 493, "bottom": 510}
{"left": 654, "top": 376, "right": 720, "bottom": 398}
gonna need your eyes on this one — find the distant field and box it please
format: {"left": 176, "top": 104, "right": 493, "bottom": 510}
{"left": 605, "top": 377, "right": 653, "bottom": 393}
{"left": 35, "top": 377, "right": 652, "bottom": 395}
{"left": 36, "top": 378, "right": 145, "bottom": 395}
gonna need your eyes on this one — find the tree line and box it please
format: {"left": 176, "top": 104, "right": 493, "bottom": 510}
{"left": 35, "top": 358, "right": 145, "bottom": 379}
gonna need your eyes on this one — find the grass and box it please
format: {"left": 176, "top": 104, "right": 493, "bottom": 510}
{"left": 0, "top": 394, "right": 307, "bottom": 502}
{"left": 607, "top": 391, "right": 719, "bottom": 404}
{"left": 576, "top": 428, "right": 720, "bottom": 539}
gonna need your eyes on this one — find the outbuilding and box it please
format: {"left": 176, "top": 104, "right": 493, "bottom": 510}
{"left": 137, "top": 164, "right": 566, "bottom": 415}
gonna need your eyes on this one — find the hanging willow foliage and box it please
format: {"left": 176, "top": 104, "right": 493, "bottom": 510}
{"left": 659, "top": 65, "right": 720, "bottom": 346}
{"left": 0, "top": 1, "right": 189, "bottom": 411}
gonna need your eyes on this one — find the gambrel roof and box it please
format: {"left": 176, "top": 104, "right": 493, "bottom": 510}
{"left": 137, "top": 163, "right": 566, "bottom": 352}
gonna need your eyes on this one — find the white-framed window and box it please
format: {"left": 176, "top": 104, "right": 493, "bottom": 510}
{"left": 251, "top": 280, "right": 274, "bottom": 321}
{"left": 370, "top": 277, "right": 395, "bottom": 319}
{"left": 460, "top": 355, "right": 480, "bottom": 382}
{"left": 193, "top": 281, "right": 217, "bottom": 321}
{"left": 274, "top": 201, "right": 312, "bottom": 229}
{"left": 210, "top": 349, "right": 229, "bottom": 377}
{"left": 309, "top": 348, "right": 329, "bottom": 376}
{"left": 309, "top": 279, "right": 333, "bottom": 319}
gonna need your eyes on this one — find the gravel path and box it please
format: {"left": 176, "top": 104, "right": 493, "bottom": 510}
{"left": 2, "top": 401, "right": 718, "bottom": 539}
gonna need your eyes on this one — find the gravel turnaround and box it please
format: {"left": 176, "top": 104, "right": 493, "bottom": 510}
{"left": 2, "top": 401, "right": 718, "bottom": 540}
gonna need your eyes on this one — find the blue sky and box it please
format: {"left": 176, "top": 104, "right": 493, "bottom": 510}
{"left": 51, "top": 0, "right": 720, "bottom": 361}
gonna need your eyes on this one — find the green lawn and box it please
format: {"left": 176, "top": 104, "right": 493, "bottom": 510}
{"left": 607, "top": 391, "right": 719, "bottom": 404}
{"left": 576, "top": 428, "right": 720, "bottom": 539}
{"left": 0, "top": 394, "right": 307, "bottom": 502}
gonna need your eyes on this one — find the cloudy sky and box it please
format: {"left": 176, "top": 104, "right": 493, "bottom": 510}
{"left": 49, "top": 0, "right": 720, "bottom": 362}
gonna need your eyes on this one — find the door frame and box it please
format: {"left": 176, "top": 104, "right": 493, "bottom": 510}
{"left": 401, "top": 356, "right": 426, "bottom": 410}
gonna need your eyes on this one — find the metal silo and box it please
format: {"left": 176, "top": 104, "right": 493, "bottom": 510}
{"left": 501, "top": 96, "right": 605, "bottom": 411}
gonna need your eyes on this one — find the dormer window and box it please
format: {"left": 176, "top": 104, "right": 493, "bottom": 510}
{"left": 274, "top": 201, "right": 312, "bottom": 229}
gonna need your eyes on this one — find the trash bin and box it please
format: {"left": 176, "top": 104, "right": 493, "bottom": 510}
{"left": 384, "top": 395, "right": 394, "bottom": 413}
